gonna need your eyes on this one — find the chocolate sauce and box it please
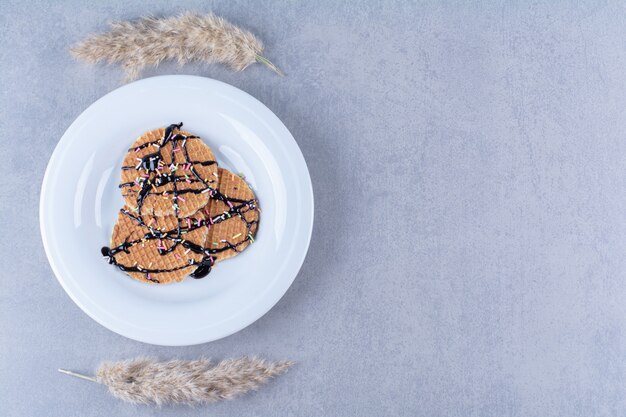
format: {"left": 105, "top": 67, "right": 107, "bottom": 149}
{"left": 102, "top": 123, "right": 259, "bottom": 283}
{"left": 190, "top": 257, "right": 214, "bottom": 279}
{"left": 138, "top": 152, "right": 162, "bottom": 171}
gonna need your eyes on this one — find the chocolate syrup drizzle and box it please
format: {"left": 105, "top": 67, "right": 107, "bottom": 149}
{"left": 102, "top": 123, "right": 259, "bottom": 283}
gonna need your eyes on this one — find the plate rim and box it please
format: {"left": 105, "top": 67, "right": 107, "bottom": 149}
{"left": 40, "top": 75, "right": 314, "bottom": 346}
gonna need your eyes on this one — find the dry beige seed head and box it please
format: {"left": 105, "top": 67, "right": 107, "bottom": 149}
{"left": 71, "top": 12, "right": 283, "bottom": 81}
{"left": 59, "top": 357, "right": 293, "bottom": 406}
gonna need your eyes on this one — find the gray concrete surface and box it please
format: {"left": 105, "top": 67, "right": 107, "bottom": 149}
{"left": 2, "top": 1, "right": 626, "bottom": 416}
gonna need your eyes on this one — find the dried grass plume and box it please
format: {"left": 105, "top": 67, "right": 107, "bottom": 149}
{"left": 71, "top": 12, "right": 283, "bottom": 81}
{"left": 59, "top": 357, "right": 293, "bottom": 406}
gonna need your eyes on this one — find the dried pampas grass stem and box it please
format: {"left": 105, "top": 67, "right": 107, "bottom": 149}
{"left": 59, "top": 357, "right": 293, "bottom": 406}
{"left": 71, "top": 12, "right": 284, "bottom": 81}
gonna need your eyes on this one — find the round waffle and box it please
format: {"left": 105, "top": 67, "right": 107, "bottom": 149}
{"left": 204, "top": 168, "right": 260, "bottom": 263}
{"left": 119, "top": 123, "right": 219, "bottom": 218}
{"left": 102, "top": 206, "right": 209, "bottom": 284}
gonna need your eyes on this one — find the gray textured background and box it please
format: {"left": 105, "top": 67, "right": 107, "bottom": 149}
{"left": 1, "top": 1, "right": 626, "bottom": 416}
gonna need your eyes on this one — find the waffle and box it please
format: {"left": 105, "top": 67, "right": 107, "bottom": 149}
{"left": 204, "top": 168, "right": 260, "bottom": 263}
{"left": 102, "top": 206, "right": 209, "bottom": 284}
{"left": 119, "top": 123, "right": 219, "bottom": 218}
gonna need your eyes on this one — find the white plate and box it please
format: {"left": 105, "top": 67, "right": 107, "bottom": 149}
{"left": 40, "top": 76, "right": 314, "bottom": 346}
